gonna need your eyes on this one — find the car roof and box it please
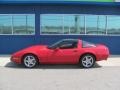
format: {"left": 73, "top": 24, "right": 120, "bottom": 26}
{"left": 62, "top": 39, "right": 79, "bottom": 42}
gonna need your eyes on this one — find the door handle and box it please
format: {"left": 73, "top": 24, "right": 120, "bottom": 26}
{"left": 73, "top": 50, "right": 78, "bottom": 52}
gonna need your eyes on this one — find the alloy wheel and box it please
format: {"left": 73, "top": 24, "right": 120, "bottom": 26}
{"left": 23, "top": 55, "right": 37, "bottom": 68}
{"left": 81, "top": 55, "right": 95, "bottom": 68}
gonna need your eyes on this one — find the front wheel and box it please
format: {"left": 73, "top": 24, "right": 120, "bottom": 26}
{"left": 23, "top": 54, "right": 38, "bottom": 68}
{"left": 79, "top": 54, "right": 96, "bottom": 68}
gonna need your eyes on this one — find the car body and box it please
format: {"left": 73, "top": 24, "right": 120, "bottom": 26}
{"left": 11, "top": 39, "right": 109, "bottom": 68}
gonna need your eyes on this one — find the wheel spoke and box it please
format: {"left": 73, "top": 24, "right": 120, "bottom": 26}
{"left": 88, "top": 60, "right": 93, "bottom": 64}
{"left": 82, "top": 61, "right": 87, "bottom": 65}
{"left": 27, "top": 56, "right": 31, "bottom": 60}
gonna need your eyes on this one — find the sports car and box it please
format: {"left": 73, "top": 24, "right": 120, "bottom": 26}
{"left": 11, "top": 39, "right": 109, "bottom": 68}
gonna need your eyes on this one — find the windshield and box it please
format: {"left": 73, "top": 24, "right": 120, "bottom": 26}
{"left": 47, "top": 40, "right": 63, "bottom": 49}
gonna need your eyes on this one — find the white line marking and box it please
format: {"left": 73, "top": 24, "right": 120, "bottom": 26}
{"left": 0, "top": 57, "right": 11, "bottom": 67}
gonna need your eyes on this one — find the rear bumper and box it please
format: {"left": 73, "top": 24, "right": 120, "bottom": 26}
{"left": 97, "top": 48, "right": 109, "bottom": 61}
{"left": 97, "top": 54, "right": 109, "bottom": 61}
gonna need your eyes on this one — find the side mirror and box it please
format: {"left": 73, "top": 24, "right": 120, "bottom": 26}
{"left": 54, "top": 47, "right": 59, "bottom": 51}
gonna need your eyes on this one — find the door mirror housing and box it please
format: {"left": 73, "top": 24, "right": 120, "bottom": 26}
{"left": 54, "top": 47, "right": 59, "bottom": 51}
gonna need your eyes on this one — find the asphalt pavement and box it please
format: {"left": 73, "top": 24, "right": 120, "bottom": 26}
{"left": 0, "top": 56, "right": 120, "bottom": 90}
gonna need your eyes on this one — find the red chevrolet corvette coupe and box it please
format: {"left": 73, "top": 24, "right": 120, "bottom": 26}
{"left": 11, "top": 39, "right": 109, "bottom": 68}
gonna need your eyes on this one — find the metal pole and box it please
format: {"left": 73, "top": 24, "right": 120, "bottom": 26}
{"left": 11, "top": 15, "right": 14, "bottom": 34}
{"left": 105, "top": 16, "right": 108, "bottom": 35}
{"left": 69, "top": 22, "right": 70, "bottom": 34}
{"left": 68, "top": 15, "right": 70, "bottom": 34}
{"left": 62, "top": 15, "right": 64, "bottom": 34}
{"left": 75, "top": 15, "right": 80, "bottom": 34}
{"left": 84, "top": 16, "right": 86, "bottom": 35}
{"left": 97, "top": 15, "right": 99, "bottom": 34}
{"left": 26, "top": 15, "right": 28, "bottom": 34}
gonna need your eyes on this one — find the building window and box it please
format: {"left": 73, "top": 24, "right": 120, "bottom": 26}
{"left": 0, "top": 14, "right": 35, "bottom": 35}
{"left": 0, "top": 15, "right": 12, "bottom": 34}
{"left": 40, "top": 14, "right": 85, "bottom": 34}
{"left": 40, "top": 14, "right": 120, "bottom": 36}
{"left": 41, "top": 14, "right": 63, "bottom": 34}
{"left": 86, "top": 15, "right": 98, "bottom": 34}
{"left": 40, "top": 14, "right": 120, "bottom": 35}
{"left": 98, "top": 16, "right": 106, "bottom": 34}
{"left": 63, "top": 15, "right": 85, "bottom": 34}
{"left": 86, "top": 15, "right": 106, "bottom": 35}
{"left": 107, "top": 16, "right": 120, "bottom": 35}
{"left": 63, "top": 15, "right": 74, "bottom": 34}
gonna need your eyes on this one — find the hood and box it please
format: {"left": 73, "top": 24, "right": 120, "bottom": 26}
{"left": 24, "top": 45, "right": 48, "bottom": 51}
{"left": 12, "top": 45, "right": 48, "bottom": 56}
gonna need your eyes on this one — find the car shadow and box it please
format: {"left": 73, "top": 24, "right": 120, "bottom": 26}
{"left": 5, "top": 61, "right": 102, "bottom": 69}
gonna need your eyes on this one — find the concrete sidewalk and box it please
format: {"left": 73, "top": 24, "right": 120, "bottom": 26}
{"left": 0, "top": 56, "right": 120, "bottom": 67}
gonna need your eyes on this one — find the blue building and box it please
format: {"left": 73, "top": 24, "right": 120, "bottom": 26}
{"left": 0, "top": 0, "right": 120, "bottom": 54}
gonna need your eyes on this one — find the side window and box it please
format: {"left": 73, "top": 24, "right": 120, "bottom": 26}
{"left": 59, "top": 41, "right": 78, "bottom": 49}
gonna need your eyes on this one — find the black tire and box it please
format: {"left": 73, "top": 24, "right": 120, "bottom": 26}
{"left": 79, "top": 54, "right": 96, "bottom": 68}
{"left": 22, "top": 54, "right": 38, "bottom": 68}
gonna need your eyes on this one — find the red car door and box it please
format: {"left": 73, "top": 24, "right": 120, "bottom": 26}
{"left": 47, "top": 41, "right": 79, "bottom": 64}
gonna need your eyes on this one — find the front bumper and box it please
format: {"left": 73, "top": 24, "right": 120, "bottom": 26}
{"left": 11, "top": 56, "right": 21, "bottom": 64}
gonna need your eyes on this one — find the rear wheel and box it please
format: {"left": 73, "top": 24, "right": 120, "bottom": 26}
{"left": 79, "top": 54, "right": 95, "bottom": 68}
{"left": 23, "top": 54, "right": 38, "bottom": 68}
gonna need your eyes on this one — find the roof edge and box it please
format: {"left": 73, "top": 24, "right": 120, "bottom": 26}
{"left": 0, "top": 1, "right": 120, "bottom": 6}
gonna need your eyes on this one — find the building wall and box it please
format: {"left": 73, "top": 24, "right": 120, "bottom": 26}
{"left": 0, "top": 4, "right": 120, "bottom": 54}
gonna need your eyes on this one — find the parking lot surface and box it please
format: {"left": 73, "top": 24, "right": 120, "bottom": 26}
{"left": 0, "top": 56, "right": 120, "bottom": 90}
